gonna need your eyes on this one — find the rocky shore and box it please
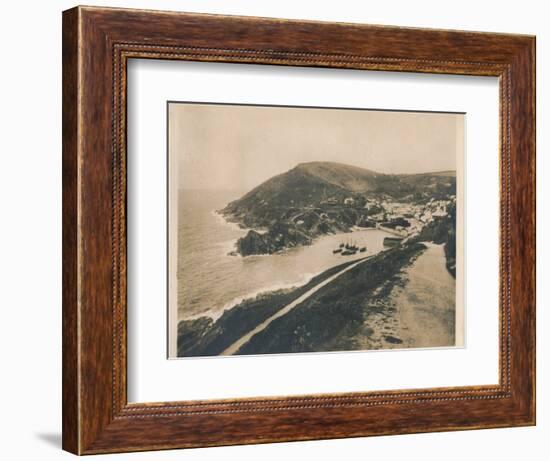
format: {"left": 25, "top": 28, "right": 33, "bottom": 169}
{"left": 222, "top": 209, "right": 367, "bottom": 257}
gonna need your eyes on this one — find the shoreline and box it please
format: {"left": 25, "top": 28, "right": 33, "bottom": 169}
{"left": 180, "top": 269, "right": 320, "bottom": 322}
{"left": 180, "top": 216, "right": 395, "bottom": 323}
{"left": 217, "top": 207, "right": 397, "bottom": 258}
{"left": 213, "top": 209, "right": 271, "bottom": 235}
{"left": 211, "top": 209, "right": 250, "bottom": 234}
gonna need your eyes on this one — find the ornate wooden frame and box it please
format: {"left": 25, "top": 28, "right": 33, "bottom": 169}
{"left": 62, "top": 5, "right": 536, "bottom": 455}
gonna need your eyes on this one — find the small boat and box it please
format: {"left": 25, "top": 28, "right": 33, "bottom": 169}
{"left": 333, "top": 248, "right": 342, "bottom": 254}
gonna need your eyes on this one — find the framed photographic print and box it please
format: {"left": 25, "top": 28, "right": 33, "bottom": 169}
{"left": 167, "top": 102, "right": 465, "bottom": 359}
{"left": 62, "top": 6, "right": 535, "bottom": 455}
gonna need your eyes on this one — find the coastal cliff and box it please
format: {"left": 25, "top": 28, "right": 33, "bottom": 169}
{"left": 220, "top": 161, "right": 456, "bottom": 256}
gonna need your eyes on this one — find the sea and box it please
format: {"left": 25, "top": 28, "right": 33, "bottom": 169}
{"left": 177, "top": 189, "right": 391, "bottom": 321}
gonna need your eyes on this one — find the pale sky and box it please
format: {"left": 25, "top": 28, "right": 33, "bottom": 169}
{"left": 169, "top": 103, "right": 463, "bottom": 191}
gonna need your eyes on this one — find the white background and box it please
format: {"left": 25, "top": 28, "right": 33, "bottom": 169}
{"left": 128, "top": 60, "right": 498, "bottom": 402}
{"left": 0, "top": 1, "right": 546, "bottom": 460}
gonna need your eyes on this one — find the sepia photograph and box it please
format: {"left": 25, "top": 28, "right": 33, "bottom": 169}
{"left": 168, "top": 102, "right": 464, "bottom": 358}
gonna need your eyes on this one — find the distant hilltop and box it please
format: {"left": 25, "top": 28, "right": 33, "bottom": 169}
{"left": 290, "top": 161, "right": 453, "bottom": 189}
{"left": 220, "top": 161, "right": 456, "bottom": 256}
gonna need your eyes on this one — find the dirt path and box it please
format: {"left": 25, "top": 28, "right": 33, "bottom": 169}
{"left": 395, "top": 242, "right": 456, "bottom": 347}
{"left": 343, "top": 242, "right": 455, "bottom": 351}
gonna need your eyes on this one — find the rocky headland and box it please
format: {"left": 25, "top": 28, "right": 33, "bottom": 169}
{"left": 220, "top": 161, "right": 456, "bottom": 256}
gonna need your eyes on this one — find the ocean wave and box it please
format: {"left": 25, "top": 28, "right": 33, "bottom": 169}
{"left": 181, "top": 270, "right": 320, "bottom": 322}
{"left": 217, "top": 238, "right": 238, "bottom": 255}
{"left": 211, "top": 210, "right": 248, "bottom": 233}
{"left": 211, "top": 209, "right": 270, "bottom": 235}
